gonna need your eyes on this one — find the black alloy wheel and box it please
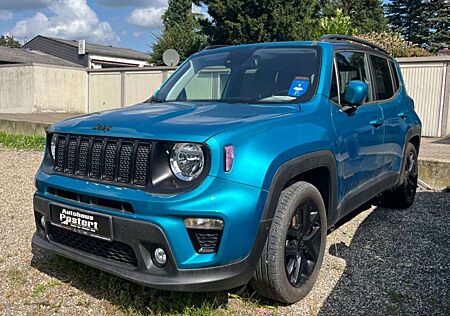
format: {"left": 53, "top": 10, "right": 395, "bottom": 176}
{"left": 404, "top": 150, "right": 418, "bottom": 201}
{"left": 285, "top": 199, "right": 322, "bottom": 287}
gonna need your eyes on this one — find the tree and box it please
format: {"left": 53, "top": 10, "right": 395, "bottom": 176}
{"left": 385, "top": 0, "right": 428, "bottom": 45}
{"left": 316, "top": 9, "right": 355, "bottom": 38}
{"left": 149, "top": 21, "right": 207, "bottom": 65}
{"left": 425, "top": 0, "right": 450, "bottom": 51}
{"left": 149, "top": 0, "right": 207, "bottom": 65}
{"left": 386, "top": 0, "right": 449, "bottom": 51}
{"left": 320, "top": 0, "right": 387, "bottom": 34}
{"left": 358, "top": 32, "right": 432, "bottom": 57}
{"left": 0, "top": 35, "right": 21, "bottom": 48}
{"left": 195, "top": 0, "right": 320, "bottom": 45}
{"left": 162, "top": 0, "right": 192, "bottom": 28}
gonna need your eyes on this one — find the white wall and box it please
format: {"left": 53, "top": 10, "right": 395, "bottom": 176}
{"left": 87, "top": 68, "right": 174, "bottom": 113}
{"left": 33, "top": 65, "right": 87, "bottom": 113}
{"left": 88, "top": 72, "right": 122, "bottom": 112}
{"left": 0, "top": 64, "right": 174, "bottom": 114}
{"left": 0, "top": 65, "right": 34, "bottom": 113}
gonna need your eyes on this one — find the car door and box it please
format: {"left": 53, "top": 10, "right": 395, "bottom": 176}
{"left": 370, "top": 55, "right": 408, "bottom": 174}
{"left": 330, "top": 51, "right": 385, "bottom": 208}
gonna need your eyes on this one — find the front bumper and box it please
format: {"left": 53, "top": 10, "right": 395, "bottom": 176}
{"left": 33, "top": 172, "right": 271, "bottom": 291}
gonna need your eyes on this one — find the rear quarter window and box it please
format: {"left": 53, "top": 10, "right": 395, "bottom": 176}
{"left": 389, "top": 60, "right": 400, "bottom": 92}
{"left": 371, "top": 55, "right": 395, "bottom": 101}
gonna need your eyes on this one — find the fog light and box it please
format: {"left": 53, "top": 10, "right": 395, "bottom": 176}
{"left": 184, "top": 218, "right": 224, "bottom": 230}
{"left": 153, "top": 248, "right": 167, "bottom": 267}
{"left": 40, "top": 216, "right": 46, "bottom": 228}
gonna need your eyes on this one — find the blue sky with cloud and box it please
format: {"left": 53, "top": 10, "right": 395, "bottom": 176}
{"left": 0, "top": 0, "right": 178, "bottom": 53}
{"left": 0, "top": 0, "right": 388, "bottom": 53}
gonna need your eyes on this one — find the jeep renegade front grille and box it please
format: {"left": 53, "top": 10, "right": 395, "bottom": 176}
{"left": 53, "top": 134, "right": 152, "bottom": 187}
{"left": 48, "top": 224, "right": 138, "bottom": 266}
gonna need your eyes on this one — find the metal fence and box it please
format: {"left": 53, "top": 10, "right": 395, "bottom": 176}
{"left": 397, "top": 56, "right": 450, "bottom": 137}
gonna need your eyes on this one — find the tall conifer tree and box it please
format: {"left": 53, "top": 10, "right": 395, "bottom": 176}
{"left": 385, "top": 0, "right": 427, "bottom": 44}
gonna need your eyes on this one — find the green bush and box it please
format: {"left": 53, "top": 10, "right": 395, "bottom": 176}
{"left": 357, "top": 32, "right": 433, "bottom": 58}
{"left": 316, "top": 9, "right": 356, "bottom": 38}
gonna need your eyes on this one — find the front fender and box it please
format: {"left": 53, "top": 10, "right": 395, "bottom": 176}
{"left": 206, "top": 104, "right": 335, "bottom": 190}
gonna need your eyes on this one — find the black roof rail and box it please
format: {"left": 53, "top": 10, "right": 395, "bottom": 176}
{"left": 319, "top": 34, "right": 389, "bottom": 55}
{"left": 203, "top": 45, "right": 230, "bottom": 51}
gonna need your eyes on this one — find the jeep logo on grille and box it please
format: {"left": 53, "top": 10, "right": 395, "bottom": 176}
{"left": 92, "top": 124, "right": 112, "bottom": 132}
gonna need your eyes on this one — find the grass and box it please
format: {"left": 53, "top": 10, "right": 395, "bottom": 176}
{"left": 32, "top": 279, "right": 61, "bottom": 297}
{"left": 0, "top": 132, "right": 45, "bottom": 151}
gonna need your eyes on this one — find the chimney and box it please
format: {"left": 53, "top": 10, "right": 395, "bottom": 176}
{"left": 78, "top": 39, "right": 86, "bottom": 55}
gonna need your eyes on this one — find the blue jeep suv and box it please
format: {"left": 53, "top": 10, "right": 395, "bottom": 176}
{"left": 33, "top": 35, "right": 421, "bottom": 303}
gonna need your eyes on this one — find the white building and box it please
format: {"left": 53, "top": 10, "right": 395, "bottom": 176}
{"left": 23, "top": 35, "right": 149, "bottom": 69}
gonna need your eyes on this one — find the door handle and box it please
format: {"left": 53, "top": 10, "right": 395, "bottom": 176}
{"left": 370, "top": 119, "right": 384, "bottom": 128}
{"left": 398, "top": 112, "right": 409, "bottom": 119}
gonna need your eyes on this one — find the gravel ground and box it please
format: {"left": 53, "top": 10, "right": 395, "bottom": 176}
{"left": 0, "top": 148, "right": 449, "bottom": 315}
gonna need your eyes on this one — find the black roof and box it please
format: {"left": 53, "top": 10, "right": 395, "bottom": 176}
{"left": 24, "top": 35, "right": 149, "bottom": 61}
{"left": 0, "top": 46, "right": 83, "bottom": 67}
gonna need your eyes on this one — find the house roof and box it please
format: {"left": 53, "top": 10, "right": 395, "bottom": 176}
{"left": 0, "top": 46, "right": 83, "bottom": 67}
{"left": 26, "top": 35, "right": 149, "bottom": 61}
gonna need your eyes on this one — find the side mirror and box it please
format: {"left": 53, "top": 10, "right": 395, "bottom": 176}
{"left": 343, "top": 80, "right": 368, "bottom": 107}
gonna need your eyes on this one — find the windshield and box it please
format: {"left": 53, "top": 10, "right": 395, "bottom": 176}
{"left": 154, "top": 46, "right": 320, "bottom": 104}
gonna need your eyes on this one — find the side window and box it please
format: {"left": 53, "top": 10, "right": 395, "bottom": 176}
{"left": 389, "top": 60, "right": 400, "bottom": 92}
{"left": 335, "top": 51, "right": 373, "bottom": 105}
{"left": 371, "top": 55, "right": 395, "bottom": 100}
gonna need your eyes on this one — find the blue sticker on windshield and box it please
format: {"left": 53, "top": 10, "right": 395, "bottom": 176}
{"left": 288, "top": 77, "right": 310, "bottom": 97}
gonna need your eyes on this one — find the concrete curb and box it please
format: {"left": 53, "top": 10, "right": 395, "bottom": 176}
{"left": 0, "top": 119, "right": 50, "bottom": 136}
{"left": 418, "top": 160, "right": 450, "bottom": 191}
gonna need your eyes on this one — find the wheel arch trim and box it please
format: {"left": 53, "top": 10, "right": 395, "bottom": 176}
{"left": 261, "top": 150, "right": 338, "bottom": 226}
{"left": 396, "top": 126, "right": 421, "bottom": 187}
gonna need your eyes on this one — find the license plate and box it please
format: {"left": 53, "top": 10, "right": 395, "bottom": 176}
{"left": 50, "top": 204, "right": 112, "bottom": 241}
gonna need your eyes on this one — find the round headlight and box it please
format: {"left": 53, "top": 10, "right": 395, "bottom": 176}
{"left": 170, "top": 143, "right": 205, "bottom": 181}
{"left": 50, "top": 134, "right": 58, "bottom": 159}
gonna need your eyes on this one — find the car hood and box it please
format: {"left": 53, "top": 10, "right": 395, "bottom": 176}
{"left": 49, "top": 102, "right": 299, "bottom": 142}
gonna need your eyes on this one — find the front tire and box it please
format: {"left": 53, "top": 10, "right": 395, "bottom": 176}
{"left": 249, "top": 181, "right": 327, "bottom": 303}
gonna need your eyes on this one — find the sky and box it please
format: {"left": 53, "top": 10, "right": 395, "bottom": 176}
{"left": 0, "top": 0, "right": 206, "bottom": 53}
